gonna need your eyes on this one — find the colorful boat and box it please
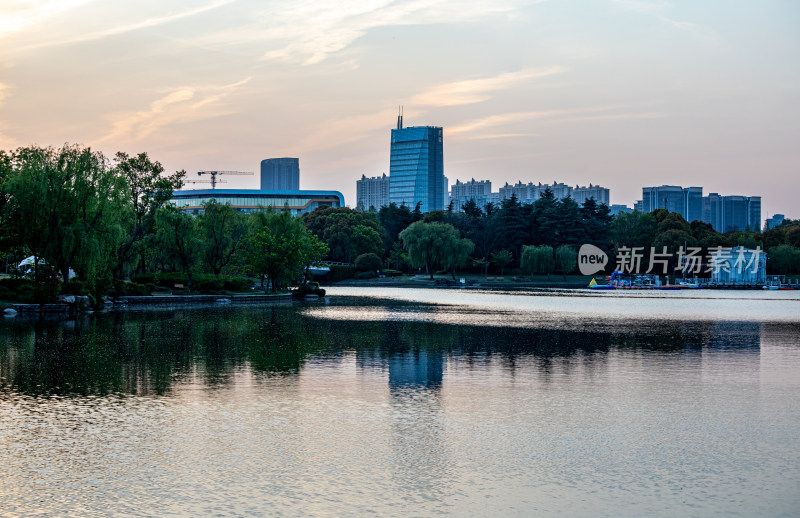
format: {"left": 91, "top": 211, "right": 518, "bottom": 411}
{"left": 587, "top": 278, "right": 616, "bottom": 290}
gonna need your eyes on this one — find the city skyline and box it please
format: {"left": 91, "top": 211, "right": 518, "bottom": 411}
{"left": 1, "top": 1, "right": 798, "bottom": 217}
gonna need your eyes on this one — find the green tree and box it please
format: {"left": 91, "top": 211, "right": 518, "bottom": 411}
{"left": 378, "top": 202, "right": 415, "bottom": 250}
{"left": 490, "top": 249, "right": 513, "bottom": 276}
{"left": 6, "top": 145, "right": 126, "bottom": 297}
{"left": 555, "top": 245, "right": 578, "bottom": 280}
{"left": 246, "top": 210, "right": 321, "bottom": 291}
{"left": 113, "top": 152, "right": 185, "bottom": 277}
{"left": 386, "top": 241, "right": 409, "bottom": 271}
{"left": 155, "top": 205, "right": 201, "bottom": 291}
{"left": 530, "top": 188, "right": 558, "bottom": 246}
{"left": 469, "top": 211, "right": 503, "bottom": 274}
{"left": 355, "top": 252, "right": 383, "bottom": 272}
{"left": 610, "top": 211, "right": 658, "bottom": 249}
{"left": 441, "top": 234, "right": 475, "bottom": 280}
{"left": 198, "top": 200, "right": 247, "bottom": 274}
{"left": 399, "top": 221, "right": 469, "bottom": 280}
{"left": 768, "top": 245, "right": 800, "bottom": 275}
{"left": 555, "top": 197, "right": 584, "bottom": 246}
{"left": 521, "top": 245, "right": 554, "bottom": 280}
{"left": 302, "top": 207, "right": 385, "bottom": 263}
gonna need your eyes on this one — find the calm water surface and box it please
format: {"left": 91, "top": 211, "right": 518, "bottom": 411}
{"left": 1, "top": 288, "right": 799, "bottom": 517}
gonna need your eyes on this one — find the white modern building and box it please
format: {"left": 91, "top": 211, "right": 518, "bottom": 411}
{"left": 709, "top": 246, "right": 766, "bottom": 285}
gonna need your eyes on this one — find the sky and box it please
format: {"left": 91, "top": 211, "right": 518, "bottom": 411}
{"left": 1, "top": 0, "right": 798, "bottom": 218}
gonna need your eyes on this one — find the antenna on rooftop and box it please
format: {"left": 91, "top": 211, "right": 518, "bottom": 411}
{"left": 397, "top": 105, "right": 403, "bottom": 129}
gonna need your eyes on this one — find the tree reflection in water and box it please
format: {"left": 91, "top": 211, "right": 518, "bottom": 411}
{"left": 0, "top": 299, "right": 774, "bottom": 398}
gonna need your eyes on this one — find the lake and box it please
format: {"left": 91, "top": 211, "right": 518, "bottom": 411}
{"left": 1, "top": 288, "right": 799, "bottom": 517}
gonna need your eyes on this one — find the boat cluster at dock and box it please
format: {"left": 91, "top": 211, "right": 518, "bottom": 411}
{"left": 587, "top": 273, "right": 797, "bottom": 291}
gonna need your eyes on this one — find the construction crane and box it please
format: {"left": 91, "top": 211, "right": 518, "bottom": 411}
{"left": 182, "top": 178, "right": 228, "bottom": 188}
{"left": 195, "top": 170, "right": 254, "bottom": 189}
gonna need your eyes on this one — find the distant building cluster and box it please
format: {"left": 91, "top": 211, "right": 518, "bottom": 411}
{"left": 171, "top": 116, "right": 773, "bottom": 228}
{"left": 173, "top": 158, "right": 343, "bottom": 216}
{"left": 633, "top": 185, "right": 761, "bottom": 233}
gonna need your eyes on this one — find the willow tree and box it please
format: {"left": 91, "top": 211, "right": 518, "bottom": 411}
{"left": 555, "top": 245, "right": 578, "bottom": 281}
{"left": 399, "top": 221, "right": 473, "bottom": 280}
{"left": 521, "top": 245, "right": 554, "bottom": 280}
{"left": 4, "top": 145, "right": 126, "bottom": 295}
{"left": 113, "top": 151, "right": 185, "bottom": 277}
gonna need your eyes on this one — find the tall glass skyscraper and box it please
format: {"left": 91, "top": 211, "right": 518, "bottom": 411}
{"left": 389, "top": 124, "right": 444, "bottom": 212}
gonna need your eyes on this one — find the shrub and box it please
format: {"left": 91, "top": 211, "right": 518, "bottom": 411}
{"left": 0, "top": 286, "right": 14, "bottom": 301}
{"left": 382, "top": 269, "right": 402, "bottom": 277}
{"left": 193, "top": 275, "right": 224, "bottom": 293}
{"left": 354, "top": 270, "right": 378, "bottom": 280}
{"left": 0, "top": 277, "right": 35, "bottom": 293}
{"left": 61, "top": 280, "right": 87, "bottom": 296}
{"left": 113, "top": 281, "right": 153, "bottom": 296}
{"left": 221, "top": 276, "right": 253, "bottom": 292}
{"left": 131, "top": 273, "right": 156, "bottom": 285}
{"left": 153, "top": 272, "right": 188, "bottom": 288}
{"left": 0, "top": 278, "right": 35, "bottom": 303}
{"left": 355, "top": 253, "right": 383, "bottom": 272}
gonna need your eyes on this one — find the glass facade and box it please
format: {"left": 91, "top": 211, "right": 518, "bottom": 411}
{"left": 260, "top": 158, "right": 300, "bottom": 190}
{"left": 641, "top": 185, "right": 703, "bottom": 222}
{"left": 702, "top": 193, "right": 761, "bottom": 233}
{"left": 389, "top": 126, "right": 444, "bottom": 213}
{"left": 171, "top": 189, "right": 344, "bottom": 217}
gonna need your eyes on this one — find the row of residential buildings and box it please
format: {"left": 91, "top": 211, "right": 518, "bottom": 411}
{"left": 359, "top": 176, "right": 612, "bottom": 213}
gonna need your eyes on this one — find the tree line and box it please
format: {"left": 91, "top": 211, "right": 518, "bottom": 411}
{"left": 1, "top": 143, "right": 798, "bottom": 304}
{"left": 306, "top": 192, "right": 799, "bottom": 279}
{"left": 0, "top": 144, "right": 328, "bottom": 302}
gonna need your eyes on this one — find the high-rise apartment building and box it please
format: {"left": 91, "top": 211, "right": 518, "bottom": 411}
{"left": 389, "top": 117, "right": 444, "bottom": 213}
{"left": 260, "top": 158, "right": 300, "bottom": 190}
{"left": 573, "top": 184, "right": 610, "bottom": 206}
{"left": 356, "top": 173, "right": 390, "bottom": 211}
{"left": 498, "top": 181, "right": 575, "bottom": 204}
{"left": 450, "top": 179, "right": 493, "bottom": 211}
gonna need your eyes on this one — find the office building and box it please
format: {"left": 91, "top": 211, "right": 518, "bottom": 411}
{"left": 765, "top": 214, "right": 785, "bottom": 230}
{"left": 635, "top": 185, "right": 761, "bottom": 232}
{"left": 610, "top": 204, "right": 633, "bottom": 216}
{"left": 703, "top": 194, "right": 761, "bottom": 233}
{"left": 638, "top": 185, "right": 702, "bottom": 222}
{"left": 174, "top": 158, "right": 343, "bottom": 216}
{"left": 389, "top": 117, "right": 445, "bottom": 213}
{"left": 260, "top": 158, "right": 300, "bottom": 190}
{"left": 172, "top": 189, "right": 344, "bottom": 216}
{"left": 356, "top": 173, "right": 390, "bottom": 211}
